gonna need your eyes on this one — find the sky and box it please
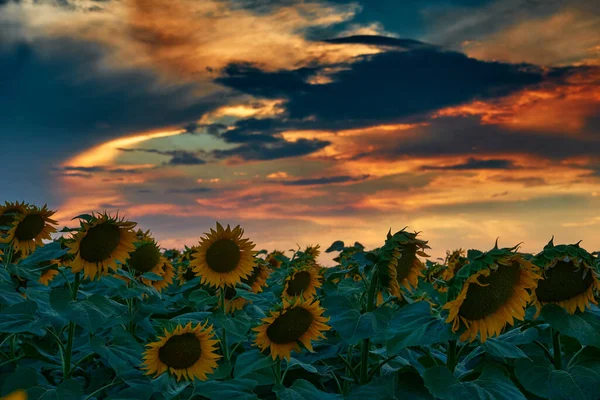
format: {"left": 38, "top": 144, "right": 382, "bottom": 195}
{"left": 1, "top": 0, "right": 599, "bottom": 265}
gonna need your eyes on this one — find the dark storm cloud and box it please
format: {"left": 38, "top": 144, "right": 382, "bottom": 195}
{"left": 219, "top": 118, "right": 282, "bottom": 143}
{"left": 0, "top": 38, "right": 232, "bottom": 149}
{"left": 118, "top": 148, "right": 207, "bottom": 165}
{"left": 212, "top": 138, "right": 330, "bottom": 161}
{"left": 420, "top": 158, "right": 516, "bottom": 170}
{"left": 217, "top": 45, "right": 545, "bottom": 129}
{"left": 322, "top": 35, "right": 435, "bottom": 50}
{"left": 280, "top": 174, "right": 371, "bottom": 186}
{"left": 354, "top": 116, "right": 600, "bottom": 161}
{"left": 59, "top": 166, "right": 146, "bottom": 174}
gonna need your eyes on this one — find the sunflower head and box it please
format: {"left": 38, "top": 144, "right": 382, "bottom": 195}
{"left": 135, "top": 228, "right": 154, "bottom": 242}
{"left": 241, "top": 260, "right": 270, "bottom": 293}
{"left": 0, "top": 390, "right": 27, "bottom": 400}
{"left": 0, "top": 204, "right": 58, "bottom": 256}
{"left": 141, "top": 321, "right": 221, "bottom": 381}
{"left": 126, "top": 239, "right": 174, "bottom": 292}
{"left": 304, "top": 244, "right": 321, "bottom": 260}
{"left": 0, "top": 201, "right": 29, "bottom": 233}
{"left": 442, "top": 243, "right": 541, "bottom": 342}
{"left": 282, "top": 265, "right": 322, "bottom": 300}
{"left": 190, "top": 222, "right": 257, "bottom": 288}
{"left": 218, "top": 285, "right": 248, "bottom": 313}
{"left": 378, "top": 227, "right": 430, "bottom": 299}
{"left": 266, "top": 250, "right": 285, "bottom": 269}
{"left": 253, "top": 297, "right": 331, "bottom": 360}
{"left": 531, "top": 237, "right": 600, "bottom": 317}
{"left": 163, "top": 248, "right": 182, "bottom": 261}
{"left": 68, "top": 212, "right": 137, "bottom": 280}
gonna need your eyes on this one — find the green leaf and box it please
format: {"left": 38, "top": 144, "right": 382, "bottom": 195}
{"left": 322, "top": 295, "right": 377, "bottom": 345}
{"left": 514, "top": 358, "right": 554, "bottom": 398}
{"left": 423, "top": 364, "right": 526, "bottom": 400}
{"left": 273, "top": 379, "right": 342, "bottom": 400}
{"left": 57, "top": 294, "right": 126, "bottom": 333}
{"left": 1, "top": 367, "right": 50, "bottom": 397}
{"left": 234, "top": 349, "right": 275, "bottom": 379}
{"left": 326, "top": 241, "right": 345, "bottom": 253}
{"left": 541, "top": 305, "right": 600, "bottom": 348}
{"left": 288, "top": 357, "right": 318, "bottom": 374}
{"left": 483, "top": 337, "right": 529, "bottom": 359}
{"left": 0, "top": 301, "right": 45, "bottom": 335}
{"left": 515, "top": 348, "right": 600, "bottom": 400}
{"left": 386, "top": 302, "right": 454, "bottom": 354}
{"left": 190, "top": 379, "right": 259, "bottom": 400}
{"left": 169, "top": 312, "right": 212, "bottom": 325}
{"left": 348, "top": 371, "right": 433, "bottom": 400}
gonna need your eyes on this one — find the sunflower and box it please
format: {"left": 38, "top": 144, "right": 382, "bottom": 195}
{"left": 177, "top": 264, "right": 199, "bottom": 285}
{"left": 0, "top": 201, "right": 29, "bottom": 233}
{"left": 190, "top": 222, "right": 256, "bottom": 288}
{"left": 266, "top": 250, "right": 284, "bottom": 269}
{"left": 530, "top": 238, "right": 600, "bottom": 317}
{"left": 0, "top": 205, "right": 57, "bottom": 256}
{"left": 68, "top": 212, "right": 137, "bottom": 280}
{"left": 253, "top": 297, "right": 331, "bottom": 360}
{"left": 135, "top": 228, "right": 154, "bottom": 242}
{"left": 219, "top": 285, "right": 247, "bottom": 313}
{"left": 141, "top": 321, "right": 220, "bottom": 382}
{"left": 0, "top": 390, "right": 27, "bottom": 400}
{"left": 241, "top": 262, "right": 270, "bottom": 293}
{"left": 443, "top": 245, "right": 541, "bottom": 342}
{"left": 39, "top": 269, "right": 60, "bottom": 286}
{"left": 121, "top": 240, "right": 174, "bottom": 293}
{"left": 304, "top": 244, "right": 321, "bottom": 259}
{"left": 282, "top": 266, "right": 321, "bottom": 300}
{"left": 378, "top": 228, "right": 430, "bottom": 299}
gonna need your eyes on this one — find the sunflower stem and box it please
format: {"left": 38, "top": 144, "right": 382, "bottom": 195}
{"left": 63, "top": 272, "right": 81, "bottom": 381}
{"left": 551, "top": 328, "right": 562, "bottom": 370}
{"left": 273, "top": 358, "right": 282, "bottom": 385}
{"left": 3, "top": 245, "right": 13, "bottom": 268}
{"left": 359, "top": 269, "right": 378, "bottom": 384}
{"left": 447, "top": 340, "right": 458, "bottom": 372}
{"left": 219, "top": 288, "right": 230, "bottom": 363}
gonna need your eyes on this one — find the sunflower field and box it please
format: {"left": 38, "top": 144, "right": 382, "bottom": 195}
{"left": 1, "top": 202, "right": 600, "bottom": 400}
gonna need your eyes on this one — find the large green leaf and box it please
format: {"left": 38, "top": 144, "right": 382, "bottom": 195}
{"left": 52, "top": 294, "right": 126, "bottom": 333}
{"left": 386, "top": 302, "right": 455, "bottom": 354}
{"left": 273, "top": 379, "right": 342, "bottom": 400}
{"left": 541, "top": 305, "right": 600, "bottom": 348}
{"left": 322, "top": 294, "right": 379, "bottom": 345}
{"left": 348, "top": 371, "right": 433, "bottom": 400}
{"left": 423, "top": 364, "right": 526, "bottom": 400}
{"left": 483, "top": 337, "right": 529, "bottom": 359}
{"left": 234, "top": 349, "right": 275, "bottom": 379}
{"left": 190, "top": 378, "right": 259, "bottom": 400}
{"left": 515, "top": 347, "right": 600, "bottom": 400}
{"left": 0, "top": 300, "right": 45, "bottom": 335}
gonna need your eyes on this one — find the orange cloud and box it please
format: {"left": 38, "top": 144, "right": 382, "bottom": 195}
{"left": 433, "top": 68, "right": 600, "bottom": 135}
{"left": 461, "top": 9, "right": 600, "bottom": 67}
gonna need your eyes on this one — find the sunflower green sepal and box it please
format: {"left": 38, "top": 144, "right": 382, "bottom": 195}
{"left": 442, "top": 242, "right": 542, "bottom": 342}
{"left": 377, "top": 227, "right": 431, "bottom": 301}
{"left": 530, "top": 237, "right": 600, "bottom": 317}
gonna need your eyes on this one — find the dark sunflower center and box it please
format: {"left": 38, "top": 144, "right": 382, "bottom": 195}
{"left": 535, "top": 261, "right": 594, "bottom": 302}
{"left": 205, "top": 239, "right": 241, "bottom": 273}
{"left": 241, "top": 266, "right": 260, "bottom": 287}
{"left": 158, "top": 333, "right": 202, "bottom": 369}
{"left": 451, "top": 259, "right": 466, "bottom": 275}
{"left": 224, "top": 285, "right": 237, "bottom": 300}
{"left": 268, "top": 257, "right": 280, "bottom": 268}
{"left": 286, "top": 271, "right": 311, "bottom": 296}
{"left": 14, "top": 214, "right": 45, "bottom": 241}
{"left": 0, "top": 208, "right": 22, "bottom": 228}
{"left": 128, "top": 243, "right": 162, "bottom": 274}
{"left": 396, "top": 245, "right": 417, "bottom": 282}
{"left": 79, "top": 223, "right": 122, "bottom": 263}
{"left": 183, "top": 268, "right": 197, "bottom": 281}
{"left": 458, "top": 262, "right": 521, "bottom": 320}
{"left": 266, "top": 307, "right": 314, "bottom": 344}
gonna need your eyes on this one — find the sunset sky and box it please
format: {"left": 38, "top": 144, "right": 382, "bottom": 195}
{"left": 1, "top": 0, "right": 599, "bottom": 264}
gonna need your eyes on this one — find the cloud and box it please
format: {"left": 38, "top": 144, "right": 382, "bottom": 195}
{"left": 280, "top": 174, "right": 370, "bottom": 185}
{"left": 420, "top": 157, "right": 516, "bottom": 170}
{"left": 217, "top": 45, "right": 545, "bottom": 128}
{"left": 165, "top": 187, "right": 213, "bottom": 194}
{"left": 119, "top": 148, "right": 207, "bottom": 165}
{"left": 322, "top": 35, "right": 436, "bottom": 50}
{"left": 212, "top": 138, "right": 331, "bottom": 161}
